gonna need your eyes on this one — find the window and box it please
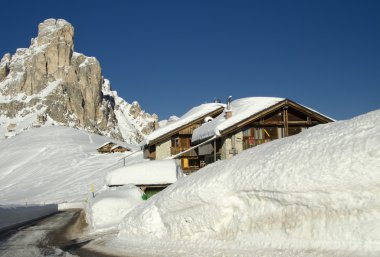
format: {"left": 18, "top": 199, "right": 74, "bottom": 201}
{"left": 171, "top": 137, "right": 179, "bottom": 147}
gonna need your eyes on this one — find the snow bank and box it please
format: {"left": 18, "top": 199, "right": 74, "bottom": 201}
{"left": 85, "top": 185, "right": 143, "bottom": 231}
{"left": 0, "top": 204, "right": 58, "bottom": 231}
{"left": 106, "top": 159, "right": 183, "bottom": 186}
{"left": 117, "top": 110, "right": 380, "bottom": 253}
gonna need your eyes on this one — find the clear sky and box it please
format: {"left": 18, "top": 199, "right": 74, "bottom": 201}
{"left": 1, "top": 1, "right": 379, "bottom": 120}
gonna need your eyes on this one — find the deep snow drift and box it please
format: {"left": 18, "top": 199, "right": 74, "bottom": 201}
{"left": 85, "top": 185, "right": 144, "bottom": 231}
{"left": 0, "top": 126, "right": 143, "bottom": 204}
{"left": 113, "top": 109, "right": 380, "bottom": 255}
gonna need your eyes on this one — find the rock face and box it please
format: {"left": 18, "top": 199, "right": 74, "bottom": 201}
{"left": 0, "top": 19, "right": 157, "bottom": 143}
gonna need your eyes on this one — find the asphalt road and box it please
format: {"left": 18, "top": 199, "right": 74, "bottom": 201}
{"left": 0, "top": 209, "right": 80, "bottom": 257}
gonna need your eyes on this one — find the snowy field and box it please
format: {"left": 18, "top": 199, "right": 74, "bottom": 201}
{"left": 98, "top": 109, "right": 380, "bottom": 257}
{"left": 0, "top": 110, "right": 379, "bottom": 257}
{"left": 0, "top": 126, "right": 144, "bottom": 205}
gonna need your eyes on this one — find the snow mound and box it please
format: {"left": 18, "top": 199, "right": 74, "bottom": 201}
{"left": 86, "top": 185, "right": 143, "bottom": 231}
{"left": 106, "top": 159, "right": 183, "bottom": 186}
{"left": 0, "top": 126, "right": 142, "bottom": 204}
{"left": 118, "top": 109, "right": 380, "bottom": 252}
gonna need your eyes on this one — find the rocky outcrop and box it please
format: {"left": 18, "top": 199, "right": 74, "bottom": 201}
{"left": 0, "top": 19, "right": 157, "bottom": 143}
{"left": 0, "top": 54, "right": 11, "bottom": 82}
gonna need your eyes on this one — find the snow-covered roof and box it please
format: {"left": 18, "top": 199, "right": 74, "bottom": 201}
{"left": 110, "top": 145, "right": 129, "bottom": 151}
{"left": 192, "top": 97, "right": 335, "bottom": 142}
{"left": 192, "top": 97, "right": 285, "bottom": 142}
{"left": 97, "top": 141, "right": 116, "bottom": 149}
{"left": 106, "top": 159, "right": 183, "bottom": 186}
{"left": 97, "top": 141, "right": 135, "bottom": 151}
{"left": 144, "top": 103, "right": 225, "bottom": 145}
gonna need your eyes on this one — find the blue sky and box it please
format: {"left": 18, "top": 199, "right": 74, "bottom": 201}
{"left": 1, "top": 1, "right": 379, "bottom": 120}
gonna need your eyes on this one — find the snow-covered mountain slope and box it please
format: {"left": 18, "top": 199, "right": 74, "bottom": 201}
{"left": 114, "top": 109, "right": 380, "bottom": 255}
{"left": 0, "top": 19, "right": 157, "bottom": 144}
{"left": 0, "top": 126, "right": 145, "bottom": 204}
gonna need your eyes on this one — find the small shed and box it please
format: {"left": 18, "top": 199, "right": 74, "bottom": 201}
{"left": 106, "top": 159, "right": 184, "bottom": 197}
{"left": 97, "top": 142, "right": 117, "bottom": 153}
{"left": 111, "top": 145, "right": 130, "bottom": 153}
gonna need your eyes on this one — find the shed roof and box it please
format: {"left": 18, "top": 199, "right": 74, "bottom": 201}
{"left": 105, "top": 159, "right": 183, "bottom": 186}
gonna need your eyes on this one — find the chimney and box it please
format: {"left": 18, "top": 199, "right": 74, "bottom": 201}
{"left": 225, "top": 96, "right": 232, "bottom": 119}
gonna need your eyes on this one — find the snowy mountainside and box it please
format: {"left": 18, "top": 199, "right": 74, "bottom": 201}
{"left": 101, "top": 80, "right": 157, "bottom": 143}
{"left": 115, "top": 109, "right": 380, "bottom": 255}
{"left": 0, "top": 19, "right": 157, "bottom": 144}
{"left": 0, "top": 126, "right": 145, "bottom": 204}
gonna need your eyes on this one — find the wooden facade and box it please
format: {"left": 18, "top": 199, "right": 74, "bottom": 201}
{"left": 143, "top": 108, "right": 224, "bottom": 173}
{"left": 144, "top": 99, "right": 333, "bottom": 173}
{"left": 198, "top": 99, "right": 334, "bottom": 166}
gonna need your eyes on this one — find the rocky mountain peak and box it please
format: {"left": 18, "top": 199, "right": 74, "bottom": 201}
{"left": 37, "top": 19, "right": 74, "bottom": 47}
{"left": 0, "top": 19, "right": 157, "bottom": 144}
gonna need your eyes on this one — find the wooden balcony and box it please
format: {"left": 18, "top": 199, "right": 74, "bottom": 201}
{"left": 170, "top": 147, "right": 198, "bottom": 157}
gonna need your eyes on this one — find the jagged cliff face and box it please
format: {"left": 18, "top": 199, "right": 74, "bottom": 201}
{"left": 0, "top": 19, "right": 157, "bottom": 143}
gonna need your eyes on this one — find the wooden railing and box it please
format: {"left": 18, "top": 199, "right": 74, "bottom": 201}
{"left": 170, "top": 147, "right": 198, "bottom": 157}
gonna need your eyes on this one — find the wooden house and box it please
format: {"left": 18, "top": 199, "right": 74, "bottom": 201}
{"left": 110, "top": 145, "right": 130, "bottom": 153}
{"left": 191, "top": 97, "right": 334, "bottom": 166}
{"left": 142, "top": 103, "right": 225, "bottom": 173}
{"left": 97, "top": 142, "right": 117, "bottom": 153}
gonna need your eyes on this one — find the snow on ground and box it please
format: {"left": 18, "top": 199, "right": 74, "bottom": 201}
{"left": 105, "top": 109, "right": 380, "bottom": 256}
{"left": 106, "top": 159, "right": 183, "bottom": 186}
{"left": 85, "top": 185, "right": 144, "bottom": 231}
{"left": 0, "top": 125, "right": 143, "bottom": 205}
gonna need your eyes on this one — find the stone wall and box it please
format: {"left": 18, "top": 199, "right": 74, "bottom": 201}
{"left": 220, "top": 131, "right": 244, "bottom": 160}
{"left": 155, "top": 139, "right": 172, "bottom": 160}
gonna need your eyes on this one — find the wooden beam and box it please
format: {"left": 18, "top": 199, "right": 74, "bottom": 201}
{"left": 213, "top": 139, "right": 216, "bottom": 162}
{"left": 284, "top": 106, "right": 289, "bottom": 137}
